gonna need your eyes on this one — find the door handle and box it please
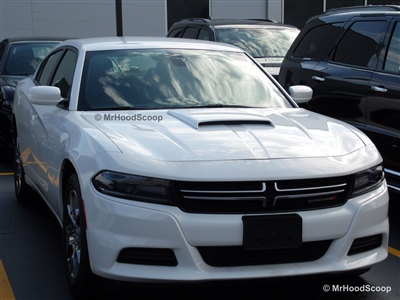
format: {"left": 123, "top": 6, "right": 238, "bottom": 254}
{"left": 371, "top": 86, "right": 387, "bottom": 93}
{"left": 312, "top": 76, "right": 325, "bottom": 82}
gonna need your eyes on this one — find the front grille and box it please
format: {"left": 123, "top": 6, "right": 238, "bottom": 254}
{"left": 198, "top": 240, "right": 332, "bottom": 267}
{"left": 173, "top": 176, "right": 352, "bottom": 214}
{"left": 117, "top": 248, "right": 178, "bottom": 266}
{"left": 348, "top": 234, "right": 383, "bottom": 256}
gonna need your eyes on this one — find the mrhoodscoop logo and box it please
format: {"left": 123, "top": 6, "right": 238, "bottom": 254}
{"left": 94, "top": 113, "right": 163, "bottom": 122}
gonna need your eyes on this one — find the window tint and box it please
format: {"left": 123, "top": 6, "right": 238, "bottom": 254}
{"left": 0, "top": 42, "right": 6, "bottom": 63}
{"left": 293, "top": 23, "right": 343, "bottom": 58}
{"left": 333, "top": 21, "right": 388, "bottom": 68}
{"left": 51, "top": 50, "right": 77, "bottom": 97}
{"left": 37, "top": 50, "right": 63, "bottom": 85}
{"left": 384, "top": 22, "right": 400, "bottom": 73}
{"left": 197, "top": 28, "right": 210, "bottom": 40}
{"left": 182, "top": 27, "right": 199, "bottom": 39}
{"left": 168, "top": 27, "right": 183, "bottom": 37}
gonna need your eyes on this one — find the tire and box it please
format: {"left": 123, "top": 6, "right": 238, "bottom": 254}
{"left": 63, "top": 173, "right": 98, "bottom": 298}
{"left": 14, "top": 137, "right": 31, "bottom": 202}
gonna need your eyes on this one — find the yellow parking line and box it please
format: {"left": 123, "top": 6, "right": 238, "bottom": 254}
{"left": 0, "top": 173, "right": 13, "bottom": 176}
{"left": 0, "top": 260, "right": 15, "bottom": 300}
{"left": 388, "top": 246, "right": 400, "bottom": 258}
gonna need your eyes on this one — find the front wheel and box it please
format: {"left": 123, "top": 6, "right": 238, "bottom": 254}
{"left": 63, "top": 173, "right": 98, "bottom": 298}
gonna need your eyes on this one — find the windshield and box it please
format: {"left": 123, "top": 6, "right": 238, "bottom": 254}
{"left": 215, "top": 27, "right": 299, "bottom": 58}
{"left": 4, "top": 42, "right": 59, "bottom": 76}
{"left": 78, "top": 49, "right": 292, "bottom": 111}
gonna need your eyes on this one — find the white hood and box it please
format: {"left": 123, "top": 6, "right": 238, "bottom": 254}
{"left": 82, "top": 108, "right": 365, "bottom": 162}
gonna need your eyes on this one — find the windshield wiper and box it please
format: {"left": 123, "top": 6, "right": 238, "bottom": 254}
{"left": 185, "top": 104, "right": 253, "bottom": 109}
{"left": 94, "top": 106, "right": 133, "bottom": 111}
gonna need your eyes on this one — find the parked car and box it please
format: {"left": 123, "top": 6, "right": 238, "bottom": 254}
{"left": 0, "top": 37, "right": 63, "bottom": 156}
{"left": 278, "top": 5, "right": 400, "bottom": 193}
{"left": 13, "top": 36, "right": 388, "bottom": 297}
{"left": 167, "top": 18, "right": 299, "bottom": 79}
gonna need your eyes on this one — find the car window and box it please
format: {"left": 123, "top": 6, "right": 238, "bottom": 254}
{"left": 292, "top": 23, "right": 343, "bottom": 59}
{"left": 181, "top": 27, "right": 200, "bottom": 39}
{"left": 78, "top": 49, "right": 291, "bottom": 111}
{"left": 51, "top": 50, "right": 77, "bottom": 98}
{"left": 216, "top": 27, "right": 299, "bottom": 58}
{"left": 197, "top": 28, "right": 210, "bottom": 40}
{"left": 332, "top": 21, "right": 388, "bottom": 68}
{"left": 168, "top": 27, "right": 184, "bottom": 37}
{"left": 383, "top": 22, "right": 400, "bottom": 73}
{"left": 0, "top": 42, "right": 6, "bottom": 65}
{"left": 37, "top": 50, "right": 63, "bottom": 85}
{"left": 4, "top": 42, "right": 58, "bottom": 75}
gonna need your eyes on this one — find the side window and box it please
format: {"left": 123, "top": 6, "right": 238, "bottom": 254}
{"left": 0, "top": 42, "right": 6, "bottom": 64}
{"left": 383, "top": 22, "right": 400, "bottom": 73}
{"left": 197, "top": 28, "right": 210, "bottom": 40}
{"left": 168, "top": 27, "right": 183, "bottom": 37}
{"left": 181, "top": 27, "right": 200, "bottom": 39}
{"left": 332, "top": 21, "right": 388, "bottom": 68}
{"left": 51, "top": 50, "right": 77, "bottom": 98}
{"left": 293, "top": 23, "right": 343, "bottom": 59}
{"left": 37, "top": 50, "right": 63, "bottom": 85}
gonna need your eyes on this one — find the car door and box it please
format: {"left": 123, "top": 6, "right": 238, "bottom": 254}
{"left": 366, "top": 19, "right": 400, "bottom": 189}
{"left": 29, "top": 48, "right": 77, "bottom": 211}
{"left": 304, "top": 18, "right": 391, "bottom": 131}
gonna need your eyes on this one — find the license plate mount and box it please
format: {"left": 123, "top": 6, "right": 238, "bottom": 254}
{"left": 242, "top": 214, "right": 302, "bottom": 250}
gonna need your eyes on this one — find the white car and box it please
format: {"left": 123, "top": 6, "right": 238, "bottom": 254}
{"left": 12, "top": 37, "right": 389, "bottom": 297}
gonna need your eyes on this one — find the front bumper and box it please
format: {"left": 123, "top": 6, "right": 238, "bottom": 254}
{"left": 84, "top": 181, "right": 389, "bottom": 282}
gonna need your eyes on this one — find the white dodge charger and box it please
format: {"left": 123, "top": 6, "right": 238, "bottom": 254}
{"left": 12, "top": 37, "right": 389, "bottom": 297}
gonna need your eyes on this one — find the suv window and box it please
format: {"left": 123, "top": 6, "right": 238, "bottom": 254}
{"left": 182, "top": 27, "right": 200, "bottom": 39}
{"left": 198, "top": 28, "right": 210, "bottom": 40}
{"left": 168, "top": 27, "right": 183, "bottom": 38}
{"left": 384, "top": 22, "right": 400, "bottom": 73}
{"left": 293, "top": 23, "right": 343, "bottom": 59}
{"left": 332, "top": 21, "right": 388, "bottom": 68}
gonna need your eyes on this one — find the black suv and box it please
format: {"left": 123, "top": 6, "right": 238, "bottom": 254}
{"left": 167, "top": 18, "right": 299, "bottom": 79}
{"left": 279, "top": 5, "right": 400, "bottom": 193}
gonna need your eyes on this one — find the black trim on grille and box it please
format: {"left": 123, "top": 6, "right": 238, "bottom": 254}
{"left": 347, "top": 234, "right": 383, "bottom": 256}
{"left": 198, "top": 240, "right": 332, "bottom": 267}
{"left": 117, "top": 248, "right": 178, "bottom": 266}
{"left": 173, "top": 176, "right": 352, "bottom": 214}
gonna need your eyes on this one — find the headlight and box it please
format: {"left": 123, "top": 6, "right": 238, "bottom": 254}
{"left": 92, "top": 171, "right": 174, "bottom": 205}
{"left": 351, "top": 164, "right": 384, "bottom": 197}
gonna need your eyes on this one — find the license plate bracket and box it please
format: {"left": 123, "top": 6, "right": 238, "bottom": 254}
{"left": 242, "top": 214, "right": 302, "bottom": 250}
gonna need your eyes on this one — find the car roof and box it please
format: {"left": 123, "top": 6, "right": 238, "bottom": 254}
{"left": 172, "top": 18, "right": 298, "bottom": 29}
{"left": 56, "top": 36, "right": 245, "bottom": 52}
{"left": 2, "top": 36, "right": 67, "bottom": 43}
{"left": 307, "top": 5, "right": 400, "bottom": 23}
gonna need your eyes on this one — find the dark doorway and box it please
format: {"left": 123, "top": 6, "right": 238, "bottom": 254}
{"left": 167, "top": 0, "right": 209, "bottom": 30}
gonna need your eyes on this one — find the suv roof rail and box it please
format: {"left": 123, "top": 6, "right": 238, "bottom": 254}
{"left": 323, "top": 5, "right": 400, "bottom": 15}
{"left": 180, "top": 18, "right": 211, "bottom": 23}
{"left": 247, "top": 18, "right": 278, "bottom": 23}
{"left": 179, "top": 18, "right": 279, "bottom": 24}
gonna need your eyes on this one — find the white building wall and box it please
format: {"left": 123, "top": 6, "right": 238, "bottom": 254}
{"left": 0, "top": 0, "right": 278, "bottom": 41}
{"left": 0, "top": 0, "right": 167, "bottom": 41}
{"left": 210, "top": 0, "right": 267, "bottom": 19}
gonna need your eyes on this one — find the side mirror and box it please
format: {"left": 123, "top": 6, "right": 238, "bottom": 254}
{"left": 28, "top": 86, "right": 63, "bottom": 105}
{"left": 289, "top": 85, "right": 313, "bottom": 104}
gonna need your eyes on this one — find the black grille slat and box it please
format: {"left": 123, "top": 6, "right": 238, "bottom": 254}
{"left": 117, "top": 248, "right": 178, "bottom": 266}
{"left": 348, "top": 234, "right": 383, "bottom": 256}
{"left": 173, "top": 176, "right": 352, "bottom": 214}
{"left": 198, "top": 240, "right": 332, "bottom": 267}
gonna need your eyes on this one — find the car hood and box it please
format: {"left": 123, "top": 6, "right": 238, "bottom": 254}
{"left": 82, "top": 108, "right": 366, "bottom": 162}
{"left": 254, "top": 57, "right": 283, "bottom": 77}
